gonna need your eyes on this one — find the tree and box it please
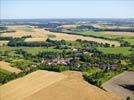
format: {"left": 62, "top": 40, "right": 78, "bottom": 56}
{"left": 126, "top": 96, "right": 130, "bottom": 100}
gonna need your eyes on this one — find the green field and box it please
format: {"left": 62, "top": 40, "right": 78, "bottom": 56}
{"left": 18, "top": 27, "right": 35, "bottom": 32}
{"left": 123, "top": 38, "right": 134, "bottom": 45}
{"left": 97, "top": 47, "right": 132, "bottom": 55}
{"left": 0, "top": 68, "right": 16, "bottom": 84}
{"left": 79, "top": 31, "right": 134, "bottom": 48}
{"left": 47, "top": 34, "right": 56, "bottom": 38}
{"left": 0, "top": 68, "right": 12, "bottom": 75}
{"left": 10, "top": 59, "right": 32, "bottom": 70}
{"left": 98, "top": 70, "right": 120, "bottom": 83}
{"left": 79, "top": 31, "right": 133, "bottom": 40}
{"left": 0, "top": 68, "right": 12, "bottom": 84}
{"left": 83, "top": 67, "right": 102, "bottom": 76}
{"left": 0, "top": 46, "right": 62, "bottom": 55}
{"left": 66, "top": 41, "right": 81, "bottom": 47}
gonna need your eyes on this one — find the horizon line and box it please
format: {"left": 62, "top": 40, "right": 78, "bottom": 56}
{"left": 1, "top": 17, "right": 134, "bottom": 20}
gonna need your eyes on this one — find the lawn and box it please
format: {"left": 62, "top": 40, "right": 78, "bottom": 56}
{"left": 0, "top": 46, "right": 62, "bottom": 55}
{"left": 97, "top": 47, "right": 132, "bottom": 56}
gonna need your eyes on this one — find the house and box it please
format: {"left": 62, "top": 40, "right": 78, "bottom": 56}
{"left": 42, "top": 58, "right": 73, "bottom": 65}
{"left": 86, "top": 63, "right": 118, "bottom": 70}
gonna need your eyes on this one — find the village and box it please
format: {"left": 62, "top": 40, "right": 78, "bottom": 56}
{"left": 41, "top": 57, "right": 118, "bottom": 70}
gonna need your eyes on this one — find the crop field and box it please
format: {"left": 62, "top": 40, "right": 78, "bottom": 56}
{"left": 66, "top": 41, "right": 82, "bottom": 47}
{"left": 103, "top": 31, "right": 134, "bottom": 37}
{"left": 19, "top": 28, "right": 35, "bottom": 32}
{"left": 1, "top": 3, "right": 134, "bottom": 100}
{"left": 0, "top": 26, "right": 120, "bottom": 46}
{"left": 123, "top": 38, "right": 134, "bottom": 45}
{"left": 0, "top": 27, "right": 46, "bottom": 38}
{"left": 0, "top": 25, "right": 133, "bottom": 100}
{"left": 0, "top": 68, "right": 12, "bottom": 84}
{"left": 0, "top": 70, "right": 121, "bottom": 100}
{"left": 47, "top": 34, "right": 56, "bottom": 38}
{"left": 42, "top": 29, "right": 120, "bottom": 46}
{"left": 97, "top": 47, "right": 132, "bottom": 56}
{"left": 102, "top": 71, "right": 134, "bottom": 100}
{"left": 83, "top": 67, "right": 102, "bottom": 76}
{"left": 79, "top": 31, "right": 134, "bottom": 39}
{"left": 0, "top": 68, "right": 12, "bottom": 79}
{"left": 0, "top": 41, "right": 9, "bottom": 46}
{"left": 0, "top": 61, "right": 21, "bottom": 74}
{"left": 25, "top": 38, "right": 47, "bottom": 42}
{"left": 0, "top": 46, "right": 61, "bottom": 55}
{"left": 0, "top": 68, "right": 11, "bottom": 75}
{"left": 0, "top": 70, "right": 66, "bottom": 100}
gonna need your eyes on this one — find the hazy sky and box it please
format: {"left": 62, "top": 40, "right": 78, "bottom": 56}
{"left": 0, "top": 0, "right": 134, "bottom": 19}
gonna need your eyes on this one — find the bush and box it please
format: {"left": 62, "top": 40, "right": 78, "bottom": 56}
{"left": 0, "top": 72, "right": 17, "bottom": 84}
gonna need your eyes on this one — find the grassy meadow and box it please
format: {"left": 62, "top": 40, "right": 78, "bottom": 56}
{"left": 0, "top": 46, "right": 62, "bottom": 55}
{"left": 79, "top": 31, "right": 134, "bottom": 40}
{"left": 97, "top": 47, "right": 132, "bottom": 55}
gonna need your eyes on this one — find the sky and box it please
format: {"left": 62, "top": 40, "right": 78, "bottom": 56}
{"left": 0, "top": 0, "right": 134, "bottom": 19}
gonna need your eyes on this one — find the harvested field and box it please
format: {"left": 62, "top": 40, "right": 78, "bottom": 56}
{"left": 103, "top": 31, "right": 134, "bottom": 36}
{"left": 51, "top": 33, "right": 120, "bottom": 46}
{"left": 0, "top": 70, "right": 121, "bottom": 100}
{"left": 102, "top": 71, "right": 134, "bottom": 100}
{"left": 25, "top": 38, "right": 46, "bottom": 42}
{"left": 0, "top": 29, "right": 46, "bottom": 38}
{"left": 60, "top": 24, "right": 79, "bottom": 28}
{"left": 0, "top": 27, "right": 120, "bottom": 46}
{"left": 0, "top": 70, "right": 66, "bottom": 100}
{"left": 36, "top": 29, "right": 120, "bottom": 46}
{"left": 0, "top": 61, "right": 21, "bottom": 74}
{"left": 0, "top": 41, "right": 9, "bottom": 46}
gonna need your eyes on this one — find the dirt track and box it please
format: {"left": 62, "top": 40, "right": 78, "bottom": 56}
{"left": 102, "top": 71, "right": 134, "bottom": 100}
{"left": 0, "top": 61, "right": 21, "bottom": 74}
{"left": 0, "top": 70, "right": 121, "bottom": 100}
